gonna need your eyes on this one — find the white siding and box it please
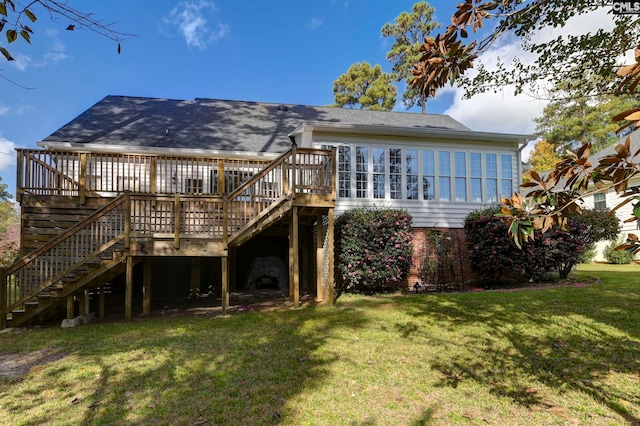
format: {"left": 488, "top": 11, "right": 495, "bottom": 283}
{"left": 584, "top": 183, "right": 639, "bottom": 261}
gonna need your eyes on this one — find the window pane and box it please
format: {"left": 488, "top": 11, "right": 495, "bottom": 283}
{"left": 406, "top": 149, "right": 418, "bottom": 174}
{"left": 454, "top": 152, "right": 466, "bottom": 176}
{"left": 501, "top": 154, "right": 513, "bottom": 178}
{"left": 486, "top": 153, "right": 497, "bottom": 178}
{"left": 423, "top": 176, "right": 434, "bottom": 200}
{"left": 471, "top": 178, "right": 482, "bottom": 202}
{"left": 422, "top": 150, "right": 435, "bottom": 175}
{"left": 487, "top": 179, "right": 498, "bottom": 202}
{"left": 390, "top": 148, "right": 402, "bottom": 199}
{"left": 470, "top": 152, "right": 482, "bottom": 177}
{"left": 439, "top": 151, "right": 450, "bottom": 176}
{"left": 356, "top": 146, "right": 368, "bottom": 198}
{"left": 439, "top": 177, "right": 451, "bottom": 201}
{"left": 406, "top": 149, "right": 418, "bottom": 200}
{"left": 594, "top": 193, "right": 607, "bottom": 210}
{"left": 501, "top": 179, "right": 512, "bottom": 197}
{"left": 407, "top": 175, "right": 418, "bottom": 200}
{"left": 455, "top": 177, "right": 467, "bottom": 202}
{"left": 373, "top": 148, "right": 385, "bottom": 199}
{"left": 338, "top": 146, "right": 351, "bottom": 198}
{"left": 390, "top": 175, "right": 402, "bottom": 199}
{"left": 422, "top": 150, "right": 435, "bottom": 200}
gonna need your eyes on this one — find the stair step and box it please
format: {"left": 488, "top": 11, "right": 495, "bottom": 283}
{"left": 11, "top": 309, "right": 26, "bottom": 315}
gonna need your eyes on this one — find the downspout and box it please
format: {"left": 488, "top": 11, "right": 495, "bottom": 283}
{"left": 517, "top": 138, "right": 534, "bottom": 190}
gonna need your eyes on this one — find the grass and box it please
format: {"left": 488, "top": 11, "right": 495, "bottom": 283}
{"left": 1, "top": 264, "right": 639, "bottom": 425}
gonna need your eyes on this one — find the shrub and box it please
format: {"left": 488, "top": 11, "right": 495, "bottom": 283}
{"left": 464, "top": 206, "right": 522, "bottom": 281}
{"left": 464, "top": 207, "right": 612, "bottom": 282}
{"left": 335, "top": 207, "right": 413, "bottom": 298}
{"left": 604, "top": 238, "right": 635, "bottom": 264}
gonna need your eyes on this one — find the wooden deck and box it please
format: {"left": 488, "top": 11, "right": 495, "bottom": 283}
{"left": 2, "top": 147, "right": 336, "bottom": 328}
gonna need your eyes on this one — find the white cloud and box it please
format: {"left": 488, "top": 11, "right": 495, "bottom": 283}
{"left": 309, "top": 17, "right": 323, "bottom": 30}
{"left": 9, "top": 52, "right": 31, "bottom": 71}
{"left": 5, "top": 29, "right": 69, "bottom": 71}
{"left": 35, "top": 30, "right": 70, "bottom": 67}
{"left": 163, "top": 1, "right": 229, "bottom": 49}
{"left": 0, "top": 137, "right": 16, "bottom": 172}
{"left": 0, "top": 105, "right": 8, "bottom": 116}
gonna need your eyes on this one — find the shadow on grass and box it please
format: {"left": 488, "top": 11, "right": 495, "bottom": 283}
{"left": 0, "top": 307, "right": 370, "bottom": 425}
{"left": 390, "top": 269, "right": 640, "bottom": 424}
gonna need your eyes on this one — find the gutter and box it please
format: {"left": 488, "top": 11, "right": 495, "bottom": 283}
{"left": 35, "top": 141, "right": 281, "bottom": 161}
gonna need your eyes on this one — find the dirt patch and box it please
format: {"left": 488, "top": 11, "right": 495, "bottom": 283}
{"left": 133, "top": 289, "right": 321, "bottom": 320}
{"left": 0, "top": 347, "right": 66, "bottom": 379}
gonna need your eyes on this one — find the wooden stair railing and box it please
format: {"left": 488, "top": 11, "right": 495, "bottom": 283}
{"left": 1, "top": 193, "right": 129, "bottom": 328}
{"left": 226, "top": 147, "right": 335, "bottom": 245}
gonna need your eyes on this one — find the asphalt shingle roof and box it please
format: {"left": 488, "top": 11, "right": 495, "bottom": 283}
{"left": 42, "top": 95, "right": 472, "bottom": 153}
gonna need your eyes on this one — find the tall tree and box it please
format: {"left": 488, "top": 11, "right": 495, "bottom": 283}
{"left": 534, "top": 90, "right": 637, "bottom": 154}
{"left": 381, "top": 2, "right": 441, "bottom": 113}
{"left": 0, "top": 176, "right": 11, "bottom": 201}
{"left": 522, "top": 139, "right": 561, "bottom": 183}
{"left": 411, "top": 1, "right": 640, "bottom": 102}
{"left": 332, "top": 62, "right": 397, "bottom": 111}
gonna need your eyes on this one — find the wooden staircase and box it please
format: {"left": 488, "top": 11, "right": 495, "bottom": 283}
{"left": 2, "top": 147, "right": 336, "bottom": 328}
{"left": 1, "top": 194, "right": 129, "bottom": 328}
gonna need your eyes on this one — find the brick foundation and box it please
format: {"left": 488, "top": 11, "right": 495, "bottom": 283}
{"left": 403, "top": 227, "right": 477, "bottom": 290}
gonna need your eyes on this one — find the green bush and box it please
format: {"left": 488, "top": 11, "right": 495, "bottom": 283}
{"left": 604, "top": 238, "right": 635, "bottom": 264}
{"left": 578, "top": 244, "right": 597, "bottom": 264}
{"left": 464, "top": 207, "right": 617, "bottom": 282}
{"left": 335, "top": 207, "right": 413, "bottom": 298}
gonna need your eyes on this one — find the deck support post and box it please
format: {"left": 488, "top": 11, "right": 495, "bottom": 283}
{"left": 66, "top": 295, "right": 74, "bottom": 320}
{"left": 289, "top": 206, "right": 299, "bottom": 306}
{"left": 125, "top": 256, "right": 133, "bottom": 321}
{"left": 221, "top": 256, "right": 229, "bottom": 316}
{"left": 315, "top": 215, "right": 324, "bottom": 302}
{"left": 78, "top": 290, "right": 88, "bottom": 317}
{"left": 327, "top": 208, "right": 335, "bottom": 307}
{"left": 1, "top": 269, "right": 7, "bottom": 329}
{"left": 99, "top": 285, "right": 105, "bottom": 318}
{"left": 190, "top": 258, "right": 201, "bottom": 297}
{"left": 143, "top": 260, "right": 152, "bottom": 315}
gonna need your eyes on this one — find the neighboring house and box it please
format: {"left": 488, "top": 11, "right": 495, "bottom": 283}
{"left": 1, "top": 95, "right": 532, "bottom": 328}
{"left": 582, "top": 129, "right": 640, "bottom": 261}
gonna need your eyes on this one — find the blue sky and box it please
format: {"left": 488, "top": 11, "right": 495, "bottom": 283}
{"left": 0, "top": 1, "right": 617, "bottom": 196}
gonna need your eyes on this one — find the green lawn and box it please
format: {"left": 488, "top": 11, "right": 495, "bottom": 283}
{"left": 1, "top": 264, "right": 639, "bottom": 425}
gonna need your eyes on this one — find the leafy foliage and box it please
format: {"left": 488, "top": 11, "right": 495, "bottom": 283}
{"left": 465, "top": 206, "right": 615, "bottom": 281}
{"left": 0, "top": 175, "right": 10, "bottom": 201}
{"left": 0, "top": 223, "right": 19, "bottom": 267}
{"left": 335, "top": 207, "right": 413, "bottom": 297}
{"left": 381, "top": 2, "right": 441, "bottom": 113}
{"left": 412, "top": 1, "right": 640, "bottom": 100}
{"left": 534, "top": 90, "right": 637, "bottom": 154}
{"left": 332, "top": 62, "right": 397, "bottom": 111}
{"left": 604, "top": 238, "right": 635, "bottom": 264}
{"left": 523, "top": 140, "right": 561, "bottom": 183}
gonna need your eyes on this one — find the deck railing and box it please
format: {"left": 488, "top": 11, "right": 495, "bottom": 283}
{"left": 1, "top": 194, "right": 129, "bottom": 328}
{"left": 17, "top": 149, "right": 273, "bottom": 200}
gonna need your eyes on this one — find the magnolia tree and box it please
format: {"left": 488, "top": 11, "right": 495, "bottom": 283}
{"left": 412, "top": 1, "right": 640, "bottom": 254}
